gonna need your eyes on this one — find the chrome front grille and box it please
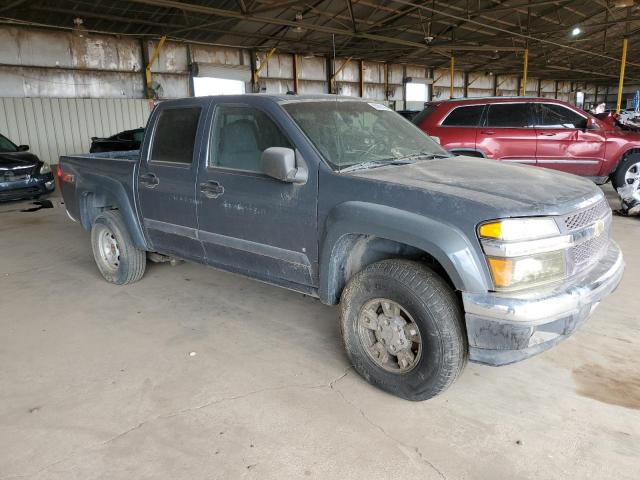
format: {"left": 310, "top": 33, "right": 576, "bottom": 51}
{"left": 570, "top": 231, "right": 609, "bottom": 267}
{"left": 562, "top": 199, "right": 610, "bottom": 231}
{"left": 562, "top": 198, "right": 612, "bottom": 277}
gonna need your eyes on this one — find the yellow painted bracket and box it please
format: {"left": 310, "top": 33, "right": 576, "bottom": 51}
{"left": 254, "top": 47, "right": 277, "bottom": 86}
{"left": 330, "top": 56, "right": 353, "bottom": 93}
{"left": 146, "top": 35, "right": 166, "bottom": 97}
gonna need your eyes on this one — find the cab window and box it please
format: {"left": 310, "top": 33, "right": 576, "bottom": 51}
{"left": 209, "top": 105, "right": 292, "bottom": 173}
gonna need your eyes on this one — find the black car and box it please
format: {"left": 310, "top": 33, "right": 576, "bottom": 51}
{"left": 0, "top": 134, "right": 55, "bottom": 202}
{"left": 90, "top": 128, "right": 145, "bottom": 153}
{"left": 395, "top": 110, "right": 420, "bottom": 121}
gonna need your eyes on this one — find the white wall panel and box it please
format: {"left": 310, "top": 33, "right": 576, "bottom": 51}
{"left": 0, "top": 97, "right": 153, "bottom": 164}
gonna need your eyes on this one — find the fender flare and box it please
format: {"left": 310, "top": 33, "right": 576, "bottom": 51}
{"left": 319, "top": 201, "right": 490, "bottom": 304}
{"left": 76, "top": 174, "right": 148, "bottom": 250}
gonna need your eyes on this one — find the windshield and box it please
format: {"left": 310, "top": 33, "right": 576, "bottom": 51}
{"left": 283, "top": 100, "right": 448, "bottom": 170}
{"left": 0, "top": 134, "right": 18, "bottom": 153}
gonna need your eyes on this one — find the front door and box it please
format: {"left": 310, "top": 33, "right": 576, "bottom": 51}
{"left": 534, "top": 103, "right": 605, "bottom": 176}
{"left": 137, "top": 102, "right": 208, "bottom": 261}
{"left": 475, "top": 102, "right": 537, "bottom": 166}
{"left": 196, "top": 102, "right": 318, "bottom": 289}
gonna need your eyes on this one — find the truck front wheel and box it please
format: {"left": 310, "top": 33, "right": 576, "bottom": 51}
{"left": 91, "top": 210, "right": 146, "bottom": 285}
{"left": 340, "top": 259, "right": 467, "bottom": 401}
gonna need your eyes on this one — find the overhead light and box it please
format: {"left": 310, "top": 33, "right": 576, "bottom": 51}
{"left": 293, "top": 11, "right": 305, "bottom": 33}
{"left": 613, "top": 0, "right": 635, "bottom": 7}
{"left": 571, "top": 26, "right": 581, "bottom": 36}
{"left": 73, "top": 18, "right": 88, "bottom": 38}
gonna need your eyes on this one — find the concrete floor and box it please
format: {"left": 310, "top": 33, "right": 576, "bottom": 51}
{"left": 1, "top": 187, "right": 638, "bottom": 480}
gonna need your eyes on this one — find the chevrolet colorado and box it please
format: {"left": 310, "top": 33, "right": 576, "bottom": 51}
{"left": 58, "top": 95, "right": 624, "bottom": 401}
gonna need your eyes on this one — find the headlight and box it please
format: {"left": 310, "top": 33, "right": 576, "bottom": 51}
{"left": 478, "top": 217, "right": 559, "bottom": 241}
{"left": 39, "top": 162, "right": 51, "bottom": 174}
{"left": 487, "top": 251, "right": 566, "bottom": 290}
{"left": 479, "top": 218, "right": 568, "bottom": 291}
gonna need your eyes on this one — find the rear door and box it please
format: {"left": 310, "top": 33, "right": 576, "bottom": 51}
{"left": 195, "top": 100, "right": 318, "bottom": 288}
{"left": 137, "top": 101, "right": 208, "bottom": 262}
{"left": 533, "top": 103, "right": 605, "bottom": 176}
{"left": 476, "top": 102, "right": 537, "bottom": 165}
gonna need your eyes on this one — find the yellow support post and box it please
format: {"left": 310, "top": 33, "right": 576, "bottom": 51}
{"left": 521, "top": 48, "right": 529, "bottom": 96}
{"left": 450, "top": 56, "right": 455, "bottom": 99}
{"left": 616, "top": 38, "right": 629, "bottom": 114}
{"left": 145, "top": 35, "right": 166, "bottom": 98}
{"left": 293, "top": 53, "right": 299, "bottom": 94}
{"left": 253, "top": 47, "right": 277, "bottom": 86}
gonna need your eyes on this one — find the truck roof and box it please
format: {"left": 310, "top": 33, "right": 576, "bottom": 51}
{"left": 159, "top": 94, "right": 373, "bottom": 106}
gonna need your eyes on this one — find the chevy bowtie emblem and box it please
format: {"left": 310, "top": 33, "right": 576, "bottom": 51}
{"left": 594, "top": 218, "right": 605, "bottom": 236}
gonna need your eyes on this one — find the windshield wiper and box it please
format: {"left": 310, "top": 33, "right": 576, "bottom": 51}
{"left": 339, "top": 159, "right": 413, "bottom": 173}
{"left": 392, "top": 152, "right": 451, "bottom": 162}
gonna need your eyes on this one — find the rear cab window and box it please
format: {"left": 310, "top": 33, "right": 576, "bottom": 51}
{"left": 441, "top": 105, "right": 485, "bottom": 127}
{"left": 150, "top": 107, "right": 201, "bottom": 164}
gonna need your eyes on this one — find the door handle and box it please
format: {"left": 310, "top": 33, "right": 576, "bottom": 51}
{"left": 480, "top": 130, "right": 495, "bottom": 135}
{"left": 539, "top": 132, "right": 557, "bottom": 136}
{"left": 139, "top": 172, "right": 159, "bottom": 188}
{"left": 199, "top": 181, "right": 224, "bottom": 199}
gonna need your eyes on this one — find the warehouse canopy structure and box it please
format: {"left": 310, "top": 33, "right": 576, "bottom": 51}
{"left": 3, "top": 0, "right": 640, "bottom": 82}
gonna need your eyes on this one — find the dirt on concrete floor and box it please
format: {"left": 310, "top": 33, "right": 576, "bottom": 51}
{"left": 0, "top": 188, "right": 638, "bottom": 480}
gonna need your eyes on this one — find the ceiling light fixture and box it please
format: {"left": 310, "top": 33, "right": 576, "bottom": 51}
{"left": 571, "top": 26, "right": 581, "bottom": 36}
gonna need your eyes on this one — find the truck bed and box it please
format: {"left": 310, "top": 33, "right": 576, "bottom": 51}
{"left": 58, "top": 150, "right": 140, "bottom": 229}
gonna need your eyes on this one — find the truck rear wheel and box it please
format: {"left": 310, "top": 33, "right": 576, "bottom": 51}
{"left": 339, "top": 259, "right": 467, "bottom": 401}
{"left": 91, "top": 210, "right": 146, "bottom": 285}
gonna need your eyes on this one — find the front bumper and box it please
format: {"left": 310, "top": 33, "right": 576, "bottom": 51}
{"left": 0, "top": 173, "right": 55, "bottom": 202}
{"left": 462, "top": 241, "right": 624, "bottom": 366}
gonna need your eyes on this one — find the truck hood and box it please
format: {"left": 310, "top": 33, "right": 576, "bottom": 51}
{"left": 347, "top": 156, "right": 603, "bottom": 216}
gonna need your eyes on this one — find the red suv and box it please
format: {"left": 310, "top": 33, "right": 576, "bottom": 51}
{"left": 414, "top": 97, "right": 640, "bottom": 190}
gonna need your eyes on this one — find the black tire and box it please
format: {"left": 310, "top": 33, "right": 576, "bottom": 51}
{"left": 612, "top": 153, "right": 640, "bottom": 190}
{"left": 91, "top": 210, "right": 146, "bottom": 285}
{"left": 340, "top": 259, "right": 467, "bottom": 401}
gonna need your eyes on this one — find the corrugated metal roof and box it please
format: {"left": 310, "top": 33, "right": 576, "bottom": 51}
{"left": 2, "top": 0, "right": 639, "bottom": 81}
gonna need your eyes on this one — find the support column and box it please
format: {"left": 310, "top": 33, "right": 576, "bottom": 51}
{"left": 359, "top": 59, "right": 364, "bottom": 98}
{"left": 292, "top": 53, "right": 299, "bottom": 94}
{"left": 463, "top": 71, "right": 469, "bottom": 98}
{"left": 449, "top": 56, "right": 455, "bottom": 99}
{"left": 521, "top": 48, "right": 528, "bottom": 96}
{"left": 617, "top": 37, "right": 629, "bottom": 113}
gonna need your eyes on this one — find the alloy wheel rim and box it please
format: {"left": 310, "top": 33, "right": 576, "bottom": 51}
{"left": 357, "top": 298, "right": 422, "bottom": 374}
{"left": 624, "top": 162, "right": 640, "bottom": 190}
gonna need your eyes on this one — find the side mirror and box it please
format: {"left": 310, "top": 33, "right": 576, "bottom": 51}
{"left": 586, "top": 117, "right": 599, "bottom": 130}
{"left": 17, "top": 145, "right": 29, "bottom": 151}
{"left": 261, "top": 147, "right": 308, "bottom": 184}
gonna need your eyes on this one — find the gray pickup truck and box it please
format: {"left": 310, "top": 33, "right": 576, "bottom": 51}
{"left": 59, "top": 94, "right": 624, "bottom": 401}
